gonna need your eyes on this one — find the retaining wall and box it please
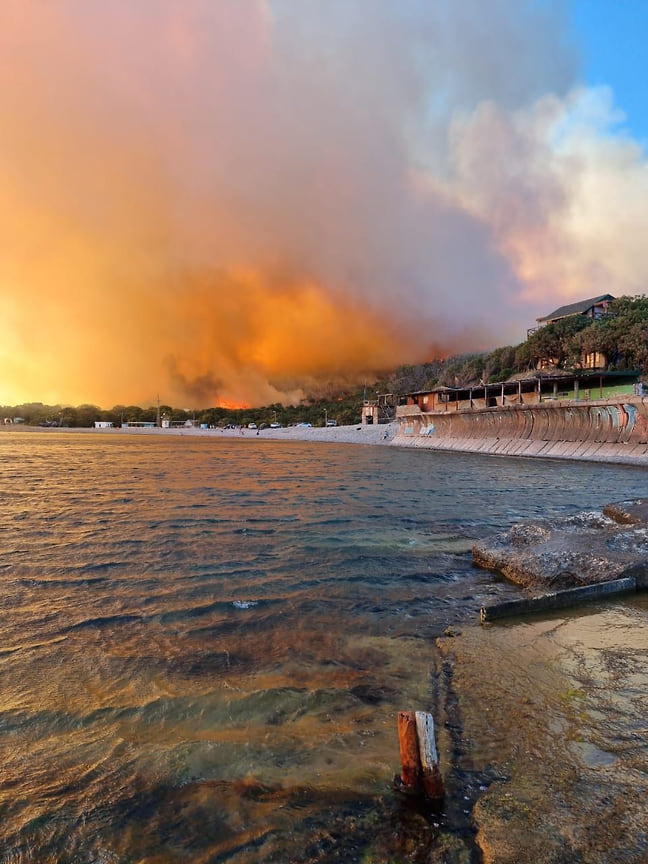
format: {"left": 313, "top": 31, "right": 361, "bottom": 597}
{"left": 393, "top": 397, "right": 648, "bottom": 464}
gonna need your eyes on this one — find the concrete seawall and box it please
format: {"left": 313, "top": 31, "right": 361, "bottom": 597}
{"left": 393, "top": 396, "right": 648, "bottom": 464}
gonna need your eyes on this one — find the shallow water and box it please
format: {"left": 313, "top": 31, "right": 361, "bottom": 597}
{"left": 1, "top": 430, "right": 647, "bottom": 862}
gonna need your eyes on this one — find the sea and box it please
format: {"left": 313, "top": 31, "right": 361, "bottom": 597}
{"left": 1, "top": 429, "right": 647, "bottom": 863}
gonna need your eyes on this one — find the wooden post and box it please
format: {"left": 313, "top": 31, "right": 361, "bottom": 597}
{"left": 415, "top": 711, "right": 444, "bottom": 804}
{"left": 397, "top": 711, "right": 420, "bottom": 790}
{"left": 396, "top": 711, "right": 444, "bottom": 806}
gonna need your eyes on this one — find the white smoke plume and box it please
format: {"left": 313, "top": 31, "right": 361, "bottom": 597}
{"left": 0, "top": 0, "right": 644, "bottom": 407}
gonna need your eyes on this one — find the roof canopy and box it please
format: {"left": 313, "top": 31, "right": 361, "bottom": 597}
{"left": 403, "top": 370, "right": 638, "bottom": 399}
{"left": 536, "top": 294, "right": 614, "bottom": 323}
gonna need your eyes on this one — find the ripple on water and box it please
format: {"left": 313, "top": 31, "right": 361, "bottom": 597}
{"left": 2, "top": 432, "right": 648, "bottom": 861}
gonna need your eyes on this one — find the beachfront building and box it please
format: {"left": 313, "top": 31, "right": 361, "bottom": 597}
{"left": 161, "top": 419, "right": 195, "bottom": 428}
{"left": 398, "top": 371, "right": 640, "bottom": 416}
{"left": 361, "top": 393, "right": 397, "bottom": 425}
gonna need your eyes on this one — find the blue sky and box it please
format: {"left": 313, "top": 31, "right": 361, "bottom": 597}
{"left": 573, "top": 0, "right": 648, "bottom": 143}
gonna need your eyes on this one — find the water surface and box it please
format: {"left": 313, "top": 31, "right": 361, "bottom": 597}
{"left": 1, "top": 430, "right": 646, "bottom": 862}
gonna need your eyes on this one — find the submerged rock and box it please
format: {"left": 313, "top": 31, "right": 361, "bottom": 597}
{"left": 602, "top": 497, "right": 648, "bottom": 525}
{"left": 473, "top": 500, "right": 648, "bottom": 591}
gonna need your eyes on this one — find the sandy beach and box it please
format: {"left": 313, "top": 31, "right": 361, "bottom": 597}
{"left": 219, "top": 422, "right": 397, "bottom": 445}
{"left": 1, "top": 422, "right": 399, "bottom": 445}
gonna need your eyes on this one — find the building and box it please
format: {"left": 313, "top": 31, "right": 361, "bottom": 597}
{"left": 161, "top": 419, "right": 194, "bottom": 428}
{"left": 526, "top": 294, "right": 615, "bottom": 369}
{"left": 398, "top": 371, "right": 639, "bottom": 416}
{"left": 533, "top": 294, "right": 614, "bottom": 329}
{"left": 361, "top": 393, "right": 397, "bottom": 425}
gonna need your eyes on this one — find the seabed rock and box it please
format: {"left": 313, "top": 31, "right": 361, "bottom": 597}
{"left": 602, "top": 497, "right": 648, "bottom": 525}
{"left": 473, "top": 500, "right": 648, "bottom": 593}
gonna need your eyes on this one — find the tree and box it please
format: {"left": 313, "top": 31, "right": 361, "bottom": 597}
{"left": 75, "top": 404, "right": 102, "bottom": 427}
{"left": 521, "top": 316, "right": 591, "bottom": 370}
{"left": 483, "top": 346, "right": 517, "bottom": 382}
{"left": 577, "top": 295, "right": 648, "bottom": 371}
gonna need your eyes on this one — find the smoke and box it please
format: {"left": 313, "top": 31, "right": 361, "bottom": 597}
{"left": 442, "top": 86, "right": 648, "bottom": 301}
{"left": 0, "top": 1, "right": 645, "bottom": 407}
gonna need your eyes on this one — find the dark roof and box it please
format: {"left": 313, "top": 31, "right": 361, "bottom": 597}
{"left": 537, "top": 294, "right": 614, "bottom": 323}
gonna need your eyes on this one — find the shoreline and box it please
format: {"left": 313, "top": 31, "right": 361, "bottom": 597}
{"left": 2, "top": 422, "right": 398, "bottom": 446}
{"left": 9, "top": 421, "right": 648, "bottom": 465}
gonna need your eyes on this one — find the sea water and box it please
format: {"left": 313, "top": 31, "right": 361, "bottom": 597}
{"left": 1, "top": 430, "right": 646, "bottom": 863}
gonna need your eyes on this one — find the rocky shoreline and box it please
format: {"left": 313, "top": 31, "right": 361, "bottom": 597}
{"left": 435, "top": 591, "right": 648, "bottom": 864}
{"left": 473, "top": 499, "right": 648, "bottom": 593}
{"left": 452, "top": 499, "right": 648, "bottom": 862}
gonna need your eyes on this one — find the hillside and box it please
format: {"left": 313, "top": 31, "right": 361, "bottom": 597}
{"left": 4, "top": 296, "right": 647, "bottom": 428}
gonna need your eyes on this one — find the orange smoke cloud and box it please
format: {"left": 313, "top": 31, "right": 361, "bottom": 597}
{"left": 1, "top": 2, "right": 645, "bottom": 407}
{"left": 0, "top": 0, "right": 433, "bottom": 407}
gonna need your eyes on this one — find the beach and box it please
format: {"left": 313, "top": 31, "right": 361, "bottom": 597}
{"left": 221, "top": 422, "right": 397, "bottom": 445}
{"left": 2, "top": 421, "right": 397, "bottom": 445}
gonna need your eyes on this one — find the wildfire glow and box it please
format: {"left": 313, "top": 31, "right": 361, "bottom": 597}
{"left": 1, "top": 2, "right": 647, "bottom": 408}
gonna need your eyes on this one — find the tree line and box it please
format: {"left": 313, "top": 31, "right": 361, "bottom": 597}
{"left": 0, "top": 394, "right": 367, "bottom": 429}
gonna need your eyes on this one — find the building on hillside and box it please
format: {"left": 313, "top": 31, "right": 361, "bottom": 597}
{"left": 397, "top": 371, "right": 639, "bottom": 416}
{"left": 527, "top": 294, "right": 615, "bottom": 369}
{"left": 531, "top": 294, "right": 614, "bottom": 331}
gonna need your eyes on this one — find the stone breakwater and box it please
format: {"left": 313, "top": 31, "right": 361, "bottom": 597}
{"left": 393, "top": 396, "right": 648, "bottom": 464}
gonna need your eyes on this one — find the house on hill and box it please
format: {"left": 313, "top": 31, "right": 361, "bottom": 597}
{"left": 528, "top": 294, "right": 615, "bottom": 369}
{"left": 536, "top": 294, "right": 614, "bottom": 327}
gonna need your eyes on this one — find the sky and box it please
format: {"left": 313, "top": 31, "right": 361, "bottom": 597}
{"left": 2, "top": 0, "right": 648, "bottom": 409}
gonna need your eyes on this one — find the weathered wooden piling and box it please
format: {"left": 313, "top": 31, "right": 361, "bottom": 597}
{"left": 415, "top": 711, "right": 444, "bottom": 804}
{"left": 397, "top": 711, "right": 421, "bottom": 789}
{"left": 480, "top": 576, "right": 637, "bottom": 623}
{"left": 396, "top": 710, "right": 444, "bottom": 805}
